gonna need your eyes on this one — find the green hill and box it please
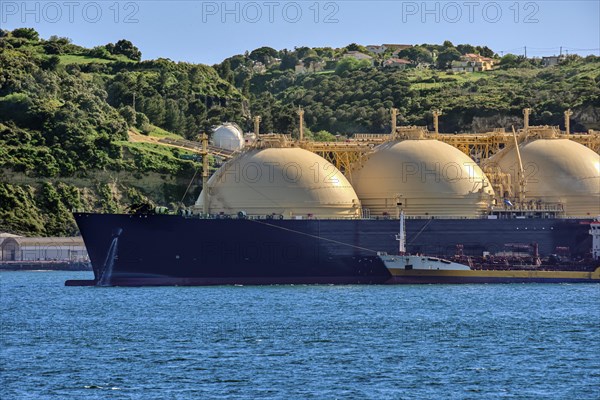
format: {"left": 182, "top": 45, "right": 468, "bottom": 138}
{"left": 0, "top": 29, "right": 241, "bottom": 235}
{"left": 1, "top": 29, "right": 599, "bottom": 236}
{"left": 241, "top": 56, "right": 600, "bottom": 135}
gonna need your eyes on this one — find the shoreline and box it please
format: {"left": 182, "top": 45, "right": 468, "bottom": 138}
{"left": 0, "top": 262, "right": 92, "bottom": 272}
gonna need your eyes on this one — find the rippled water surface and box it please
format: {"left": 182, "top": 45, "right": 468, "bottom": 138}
{"left": 1, "top": 271, "right": 599, "bottom": 399}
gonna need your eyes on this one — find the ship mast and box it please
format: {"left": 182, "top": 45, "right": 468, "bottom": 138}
{"left": 201, "top": 133, "right": 209, "bottom": 215}
{"left": 396, "top": 210, "right": 407, "bottom": 255}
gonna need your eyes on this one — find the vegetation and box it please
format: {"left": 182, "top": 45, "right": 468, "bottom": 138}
{"left": 241, "top": 58, "right": 599, "bottom": 135}
{"left": 211, "top": 42, "right": 599, "bottom": 135}
{"left": 1, "top": 28, "right": 599, "bottom": 236}
{"left": 0, "top": 29, "right": 211, "bottom": 235}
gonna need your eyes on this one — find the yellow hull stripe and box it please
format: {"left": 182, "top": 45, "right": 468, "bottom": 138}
{"left": 388, "top": 267, "right": 600, "bottom": 280}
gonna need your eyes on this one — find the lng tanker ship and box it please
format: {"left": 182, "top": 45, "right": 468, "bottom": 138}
{"left": 67, "top": 126, "right": 600, "bottom": 286}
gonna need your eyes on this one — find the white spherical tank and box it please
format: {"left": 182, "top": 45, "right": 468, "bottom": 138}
{"left": 212, "top": 123, "right": 244, "bottom": 151}
{"left": 488, "top": 138, "right": 600, "bottom": 217}
{"left": 196, "top": 148, "right": 361, "bottom": 218}
{"left": 352, "top": 139, "right": 495, "bottom": 217}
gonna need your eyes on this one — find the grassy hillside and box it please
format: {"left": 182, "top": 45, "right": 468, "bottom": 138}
{"left": 0, "top": 29, "right": 232, "bottom": 236}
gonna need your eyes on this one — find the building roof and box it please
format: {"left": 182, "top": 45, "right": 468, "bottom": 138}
{"left": 382, "top": 44, "right": 412, "bottom": 49}
{"left": 1, "top": 237, "right": 85, "bottom": 248}
{"left": 0, "top": 232, "right": 21, "bottom": 238}
{"left": 384, "top": 58, "right": 411, "bottom": 65}
{"left": 345, "top": 51, "right": 373, "bottom": 60}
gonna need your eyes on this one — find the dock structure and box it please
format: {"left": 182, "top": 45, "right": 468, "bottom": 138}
{"left": 129, "top": 109, "right": 600, "bottom": 169}
{"left": 140, "top": 129, "right": 599, "bottom": 178}
{"left": 302, "top": 129, "right": 599, "bottom": 174}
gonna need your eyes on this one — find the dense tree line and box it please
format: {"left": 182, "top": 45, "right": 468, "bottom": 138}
{"left": 212, "top": 40, "right": 598, "bottom": 135}
{"left": 104, "top": 59, "right": 246, "bottom": 137}
{"left": 241, "top": 58, "right": 599, "bottom": 135}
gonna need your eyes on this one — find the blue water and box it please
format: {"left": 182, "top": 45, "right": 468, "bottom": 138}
{"left": 1, "top": 272, "right": 599, "bottom": 399}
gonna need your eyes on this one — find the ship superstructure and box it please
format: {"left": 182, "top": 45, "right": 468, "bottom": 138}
{"left": 378, "top": 212, "right": 600, "bottom": 284}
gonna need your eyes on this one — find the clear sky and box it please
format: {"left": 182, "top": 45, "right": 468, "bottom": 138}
{"left": 1, "top": 1, "right": 599, "bottom": 64}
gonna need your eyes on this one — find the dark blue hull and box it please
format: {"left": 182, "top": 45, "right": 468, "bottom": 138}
{"left": 71, "top": 213, "right": 593, "bottom": 286}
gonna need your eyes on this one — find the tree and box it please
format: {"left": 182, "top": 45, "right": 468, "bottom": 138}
{"left": 345, "top": 43, "right": 368, "bottom": 53}
{"left": 40, "top": 55, "right": 60, "bottom": 71}
{"left": 357, "top": 59, "right": 373, "bottom": 69}
{"left": 436, "top": 48, "right": 461, "bottom": 69}
{"left": 313, "top": 130, "right": 336, "bottom": 141}
{"left": 398, "top": 47, "right": 434, "bottom": 64}
{"left": 335, "top": 58, "right": 358, "bottom": 75}
{"left": 43, "top": 35, "right": 72, "bottom": 55}
{"left": 314, "top": 47, "right": 335, "bottom": 59}
{"left": 135, "top": 112, "right": 151, "bottom": 132}
{"left": 456, "top": 44, "right": 475, "bottom": 55}
{"left": 215, "top": 59, "right": 234, "bottom": 83}
{"left": 12, "top": 28, "right": 39, "bottom": 41}
{"left": 164, "top": 99, "right": 184, "bottom": 133}
{"left": 476, "top": 46, "right": 495, "bottom": 58}
{"left": 87, "top": 46, "right": 112, "bottom": 59}
{"left": 43, "top": 42, "right": 63, "bottom": 55}
{"left": 279, "top": 51, "right": 299, "bottom": 70}
{"left": 249, "top": 46, "right": 278, "bottom": 65}
{"left": 295, "top": 46, "right": 314, "bottom": 59}
{"left": 119, "top": 106, "right": 137, "bottom": 126}
{"left": 106, "top": 39, "right": 142, "bottom": 61}
{"left": 499, "top": 54, "right": 520, "bottom": 69}
{"left": 303, "top": 55, "right": 322, "bottom": 71}
{"left": 226, "top": 55, "right": 248, "bottom": 70}
{"left": 442, "top": 40, "right": 455, "bottom": 48}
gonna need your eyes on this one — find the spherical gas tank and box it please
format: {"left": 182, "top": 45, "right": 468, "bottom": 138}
{"left": 352, "top": 139, "right": 495, "bottom": 217}
{"left": 488, "top": 138, "right": 600, "bottom": 217}
{"left": 212, "top": 123, "right": 244, "bottom": 151}
{"left": 196, "top": 148, "right": 361, "bottom": 218}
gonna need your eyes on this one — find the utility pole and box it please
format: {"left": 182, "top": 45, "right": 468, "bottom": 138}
{"left": 523, "top": 108, "right": 531, "bottom": 130}
{"left": 564, "top": 109, "right": 573, "bottom": 136}
{"left": 390, "top": 108, "right": 398, "bottom": 137}
{"left": 254, "top": 115, "right": 261, "bottom": 137}
{"left": 559, "top": 46, "right": 562, "bottom": 56}
{"left": 297, "top": 107, "right": 305, "bottom": 141}
{"left": 524, "top": 46, "right": 527, "bottom": 58}
{"left": 512, "top": 126, "right": 526, "bottom": 203}
{"left": 432, "top": 109, "right": 442, "bottom": 138}
{"left": 201, "top": 133, "right": 209, "bottom": 215}
{"left": 132, "top": 92, "right": 136, "bottom": 112}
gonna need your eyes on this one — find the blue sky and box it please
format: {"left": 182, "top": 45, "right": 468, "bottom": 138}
{"left": 1, "top": 1, "right": 598, "bottom": 64}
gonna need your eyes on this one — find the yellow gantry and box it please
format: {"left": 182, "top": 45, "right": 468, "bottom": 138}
{"left": 304, "top": 129, "right": 599, "bottom": 174}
